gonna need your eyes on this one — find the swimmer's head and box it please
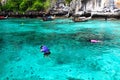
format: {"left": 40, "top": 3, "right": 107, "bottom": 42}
{"left": 40, "top": 45, "right": 43, "bottom": 49}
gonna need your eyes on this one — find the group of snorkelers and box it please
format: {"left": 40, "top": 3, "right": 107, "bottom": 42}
{"left": 40, "top": 39, "right": 101, "bottom": 57}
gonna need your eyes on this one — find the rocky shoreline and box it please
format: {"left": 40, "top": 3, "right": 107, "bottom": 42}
{"left": 0, "top": 0, "right": 120, "bottom": 19}
{"left": 0, "top": 11, "right": 120, "bottom": 19}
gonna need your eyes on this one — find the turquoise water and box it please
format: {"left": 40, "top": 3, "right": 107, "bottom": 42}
{"left": 0, "top": 18, "right": 120, "bottom": 80}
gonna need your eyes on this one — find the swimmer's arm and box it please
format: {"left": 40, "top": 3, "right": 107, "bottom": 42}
{"left": 41, "top": 49, "right": 44, "bottom": 52}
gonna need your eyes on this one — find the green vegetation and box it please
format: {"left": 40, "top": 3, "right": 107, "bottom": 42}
{"left": 65, "top": 0, "right": 72, "bottom": 4}
{"left": 0, "top": 0, "right": 72, "bottom": 12}
{"left": 0, "top": 0, "right": 51, "bottom": 12}
{"left": 0, "top": 4, "right": 1, "bottom": 11}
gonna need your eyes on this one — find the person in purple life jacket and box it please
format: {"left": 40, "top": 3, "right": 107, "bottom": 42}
{"left": 40, "top": 45, "right": 51, "bottom": 57}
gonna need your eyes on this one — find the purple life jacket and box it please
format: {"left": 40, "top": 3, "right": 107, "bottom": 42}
{"left": 41, "top": 46, "right": 50, "bottom": 53}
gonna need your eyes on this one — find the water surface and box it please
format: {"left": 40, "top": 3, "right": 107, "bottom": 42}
{"left": 0, "top": 18, "right": 120, "bottom": 80}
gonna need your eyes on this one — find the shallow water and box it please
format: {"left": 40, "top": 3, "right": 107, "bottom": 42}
{"left": 0, "top": 18, "right": 120, "bottom": 80}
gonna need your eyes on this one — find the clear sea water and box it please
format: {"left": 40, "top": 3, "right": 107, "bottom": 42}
{"left": 0, "top": 18, "right": 120, "bottom": 80}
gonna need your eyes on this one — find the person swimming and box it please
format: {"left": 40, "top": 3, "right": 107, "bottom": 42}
{"left": 90, "top": 39, "right": 101, "bottom": 43}
{"left": 40, "top": 45, "right": 51, "bottom": 57}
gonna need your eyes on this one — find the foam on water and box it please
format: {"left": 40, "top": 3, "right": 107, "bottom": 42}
{"left": 0, "top": 18, "right": 120, "bottom": 80}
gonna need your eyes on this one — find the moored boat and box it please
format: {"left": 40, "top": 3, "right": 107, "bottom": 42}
{"left": 72, "top": 16, "right": 91, "bottom": 22}
{"left": 0, "top": 16, "right": 8, "bottom": 19}
{"left": 42, "top": 16, "right": 55, "bottom": 21}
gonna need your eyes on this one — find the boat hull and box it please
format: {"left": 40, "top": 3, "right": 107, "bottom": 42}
{"left": 73, "top": 16, "right": 91, "bottom": 22}
{"left": 0, "top": 16, "right": 8, "bottom": 19}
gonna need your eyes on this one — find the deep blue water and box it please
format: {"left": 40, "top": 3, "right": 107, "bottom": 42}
{"left": 0, "top": 18, "right": 120, "bottom": 80}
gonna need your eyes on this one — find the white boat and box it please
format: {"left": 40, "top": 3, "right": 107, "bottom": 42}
{"left": 0, "top": 16, "right": 8, "bottom": 19}
{"left": 42, "top": 16, "right": 55, "bottom": 21}
{"left": 72, "top": 16, "right": 91, "bottom": 22}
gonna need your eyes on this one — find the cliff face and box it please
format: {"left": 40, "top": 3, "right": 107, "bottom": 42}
{"left": 115, "top": 0, "right": 120, "bottom": 8}
{"left": 70, "top": 0, "right": 120, "bottom": 12}
{"left": 1, "top": 0, "right": 7, "bottom": 5}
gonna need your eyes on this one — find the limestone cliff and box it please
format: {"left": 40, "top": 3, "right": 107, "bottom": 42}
{"left": 1, "top": 0, "right": 7, "bottom": 5}
{"left": 70, "top": 0, "right": 120, "bottom": 12}
{"left": 115, "top": 0, "right": 120, "bottom": 8}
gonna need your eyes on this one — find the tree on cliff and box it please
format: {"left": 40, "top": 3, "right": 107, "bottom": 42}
{"left": 65, "top": 0, "right": 72, "bottom": 4}
{"left": 0, "top": 0, "right": 51, "bottom": 12}
{"left": 0, "top": 0, "right": 73, "bottom": 12}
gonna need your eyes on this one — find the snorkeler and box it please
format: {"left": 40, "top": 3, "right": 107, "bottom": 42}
{"left": 90, "top": 39, "right": 101, "bottom": 43}
{"left": 40, "top": 45, "right": 51, "bottom": 57}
